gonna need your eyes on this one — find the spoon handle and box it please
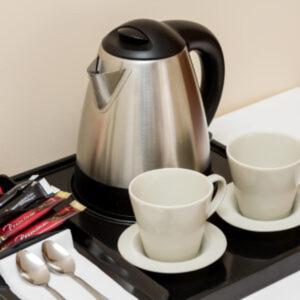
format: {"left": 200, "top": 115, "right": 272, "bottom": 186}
{"left": 71, "top": 274, "right": 108, "bottom": 300}
{"left": 45, "top": 284, "right": 66, "bottom": 300}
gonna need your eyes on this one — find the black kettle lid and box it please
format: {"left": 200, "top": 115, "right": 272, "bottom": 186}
{"left": 102, "top": 19, "right": 185, "bottom": 60}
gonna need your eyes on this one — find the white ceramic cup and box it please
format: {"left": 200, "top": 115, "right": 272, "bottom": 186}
{"left": 128, "top": 168, "right": 226, "bottom": 262}
{"left": 227, "top": 132, "right": 300, "bottom": 221}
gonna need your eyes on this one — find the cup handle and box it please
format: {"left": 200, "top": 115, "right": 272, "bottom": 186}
{"left": 206, "top": 174, "right": 227, "bottom": 218}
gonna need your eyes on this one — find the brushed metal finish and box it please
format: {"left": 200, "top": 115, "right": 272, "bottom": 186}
{"left": 87, "top": 57, "right": 130, "bottom": 110}
{"left": 77, "top": 47, "right": 210, "bottom": 188}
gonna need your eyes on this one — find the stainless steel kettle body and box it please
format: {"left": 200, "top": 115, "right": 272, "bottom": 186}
{"left": 75, "top": 19, "right": 224, "bottom": 219}
{"left": 78, "top": 46, "right": 211, "bottom": 188}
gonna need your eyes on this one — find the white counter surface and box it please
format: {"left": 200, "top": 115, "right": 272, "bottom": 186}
{"left": 210, "top": 87, "right": 300, "bottom": 147}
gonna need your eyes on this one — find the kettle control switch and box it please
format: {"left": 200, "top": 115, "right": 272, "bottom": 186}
{"left": 117, "top": 27, "right": 149, "bottom": 44}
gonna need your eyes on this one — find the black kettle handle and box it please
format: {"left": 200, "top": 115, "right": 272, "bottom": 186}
{"left": 164, "top": 20, "right": 225, "bottom": 124}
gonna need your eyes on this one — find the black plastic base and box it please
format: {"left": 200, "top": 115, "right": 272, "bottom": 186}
{"left": 72, "top": 163, "right": 212, "bottom": 224}
{"left": 72, "top": 165, "right": 135, "bottom": 223}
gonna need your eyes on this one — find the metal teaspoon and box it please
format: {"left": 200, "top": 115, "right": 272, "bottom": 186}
{"left": 16, "top": 250, "right": 65, "bottom": 300}
{"left": 42, "top": 240, "right": 108, "bottom": 300}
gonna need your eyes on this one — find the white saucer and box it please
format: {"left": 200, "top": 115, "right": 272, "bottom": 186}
{"left": 217, "top": 183, "right": 300, "bottom": 232}
{"left": 117, "top": 222, "right": 227, "bottom": 274}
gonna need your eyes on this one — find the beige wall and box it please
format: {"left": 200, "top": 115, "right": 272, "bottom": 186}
{"left": 1, "top": 0, "right": 299, "bottom": 175}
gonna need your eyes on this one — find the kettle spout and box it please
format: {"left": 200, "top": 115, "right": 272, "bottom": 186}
{"left": 87, "top": 57, "right": 129, "bottom": 110}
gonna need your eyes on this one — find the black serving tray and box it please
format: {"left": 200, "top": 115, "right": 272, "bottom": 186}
{"left": 1, "top": 141, "right": 300, "bottom": 299}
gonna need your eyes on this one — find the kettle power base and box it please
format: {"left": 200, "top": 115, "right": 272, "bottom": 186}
{"left": 72, "top": 163, "right": 213, "bottom": 225}
{"left": 72, "top": 165, "right": 136, "bottom": 224}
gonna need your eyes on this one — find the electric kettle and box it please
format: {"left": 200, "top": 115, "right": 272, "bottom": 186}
{"left": 74, "top": 19, "right": 225, "bottom": 221}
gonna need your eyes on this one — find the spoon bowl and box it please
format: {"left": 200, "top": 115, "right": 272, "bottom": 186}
{"left": 16, "top": 250, "right": 50, "bottom": 285}
{"left": 42, "top": 240, "right": 75, "bottom": 274}
{"left": 16, "top": 250, "right": 65, "bottom": 300}
{"left": 42, "top": 240, "right": 107, "bottom": 300}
